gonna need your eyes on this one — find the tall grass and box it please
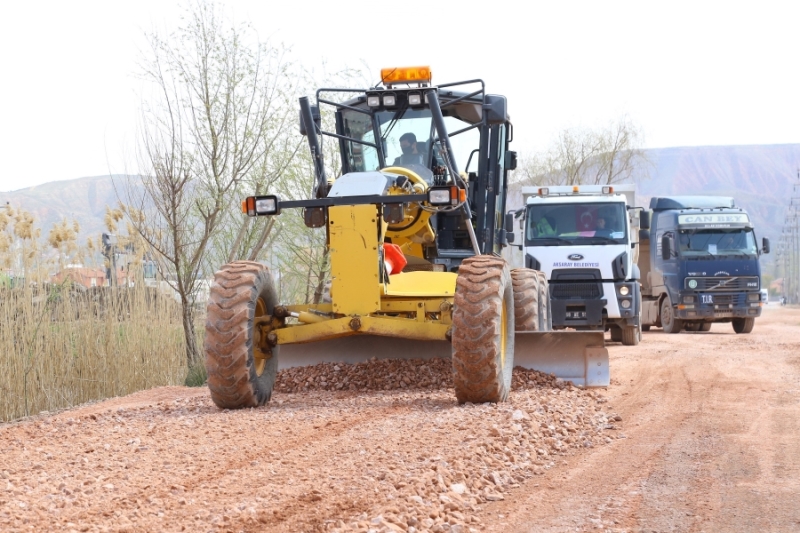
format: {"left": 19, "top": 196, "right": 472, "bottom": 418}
{"left": 0, "top": 283, "right": 188, "bottom": 422}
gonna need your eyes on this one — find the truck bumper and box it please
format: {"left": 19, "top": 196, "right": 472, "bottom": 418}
{"left": 673, "top": 290, "right": 762, "bottom": 320}
{"left": 675, "top": 305, "right": 762, "bottom": 320}
{"left": 550, "top": 280, "right": 639, "bottom": 329}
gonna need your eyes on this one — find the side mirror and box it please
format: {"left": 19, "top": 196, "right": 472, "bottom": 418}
{"left": 762, "top": 237, "right": 770, "bottom": 254}
{"left": 661, "top": 235, "right": 671, "bottom": 260}
{"left": 640, "top": 211, "right": 651, "bottom": 230}
{"left": 504, "top": 213, "right": 516, "bottom": 243}
{"left": 298, "top": 105, "right": 321, "bottom": 136}
{"left": 505, "top": 151, "right": 518, "bottom": 171}
{"left": 504, "top": 212, "right": 515, "bottom": 232}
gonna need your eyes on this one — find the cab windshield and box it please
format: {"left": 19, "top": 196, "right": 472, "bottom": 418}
{"left": 678, "top": 228, "right": 757, "bottom": 257}
{"left": 525, "top": 202, "right": 628, "bottom": 245}
{"left": 340, "top": 107, "right": 479, "bottom": 181}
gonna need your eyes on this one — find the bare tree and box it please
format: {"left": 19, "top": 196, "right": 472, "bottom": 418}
{"left": 124, "top": 0, "right": 300, "bottom": 370}
{"left": 515, "top": 115, "right": 649, "bottom": 186}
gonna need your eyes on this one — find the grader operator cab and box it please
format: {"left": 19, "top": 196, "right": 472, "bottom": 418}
{"left": 204, "top": 66, "right": 607, "bottom": 408}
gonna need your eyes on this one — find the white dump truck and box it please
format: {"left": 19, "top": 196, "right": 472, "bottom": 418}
{"left": 515, "top": 185, "right": 645, "bottom": 345}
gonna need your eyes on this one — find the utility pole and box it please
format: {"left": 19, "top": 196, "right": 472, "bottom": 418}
{"left": 102, "top": 233, "right": 117, "bottom": 287}
{"left": 781, "top": 170, "right": 800, "bottom": 304}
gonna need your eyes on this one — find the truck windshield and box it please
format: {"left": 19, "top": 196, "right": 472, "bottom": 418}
{"left": 340, "top": 107, "right": 479, "bottom": 181}
{"left": 525, "top": 202, "right": 628, "bottom": 245}
{"left": 677, "top": 228, "right": 757, "bottom": 257}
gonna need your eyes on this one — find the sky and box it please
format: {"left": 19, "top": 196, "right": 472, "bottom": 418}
{"left": 1, "top": 0, "right": 799, "bottom": 192}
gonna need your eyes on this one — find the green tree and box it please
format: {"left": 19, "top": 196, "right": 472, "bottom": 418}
{"left": 515, "top": 115, "right": 649, "bottom": 186}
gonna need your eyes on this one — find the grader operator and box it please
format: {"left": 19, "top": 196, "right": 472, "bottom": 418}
{"left": 204, "top": 66, "right": 607, "bottom": 408}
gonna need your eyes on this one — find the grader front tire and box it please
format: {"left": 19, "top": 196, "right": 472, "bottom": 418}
{"left": 205, "top": 261, "right": 279, "bottom": 409}
{"left": 452, "top": 256, "right": 515, "bottom": 404}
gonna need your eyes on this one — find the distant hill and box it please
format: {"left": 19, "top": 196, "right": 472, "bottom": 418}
{"left": 3, "top": 144, "right": 799, "bottom": 272}
{"left": 0, "top": 175, "right": 139, "bottom": 246}
{"left": 636, "top": 144, "right": 800, "bottom": 251}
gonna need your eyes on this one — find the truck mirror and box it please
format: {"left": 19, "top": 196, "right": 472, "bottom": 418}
{"left": 640, "top": 211, "right": 651, "bottom": 230}
{"left": 661, "top": 235, "right": 671, "bottom": 260}
{"left": 298, "top": 105, "right": 321, "bottom": 136}
{"left": 504, "top": 212, "right": 515, "bottom": 232}
{"left": 505, "top": 151, "right": 518, "bottom": 171}
{"left": 762, "top": 237, "right": 770, "bottom": 254}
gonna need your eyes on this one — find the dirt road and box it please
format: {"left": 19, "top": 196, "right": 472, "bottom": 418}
{"left": 2, "top": 306, "right": 799, "bottom": 532}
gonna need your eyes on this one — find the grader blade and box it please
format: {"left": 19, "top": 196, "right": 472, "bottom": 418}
{"left": 513, "top": 331, "right": 609, "bottom": 387}
{"left": 276, "top": 336, "right": 451, "bottom": 370}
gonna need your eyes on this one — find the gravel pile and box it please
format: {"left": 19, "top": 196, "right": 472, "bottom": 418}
{"left": 275, "top": 358, "right": 569, "bottom": 394}
{"left": 0, "top": 359, "right": 622, "bottom": 533}
{"left": 276, "top": 358, "right": 622, "bottom": 533}
{"left": 322, "top": 386, "right": 622, "bottom": 533}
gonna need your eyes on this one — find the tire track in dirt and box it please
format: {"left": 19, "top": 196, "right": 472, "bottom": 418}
{"left": 482, "top": 307, "right": 800, "bottom": 532}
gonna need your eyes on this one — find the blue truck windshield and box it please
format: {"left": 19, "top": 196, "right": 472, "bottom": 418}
{"left": 526, "top": 202, "right": 628, "bottom": 245}
{"left": 678, "top": 228, "right": 757, "bottom": 257}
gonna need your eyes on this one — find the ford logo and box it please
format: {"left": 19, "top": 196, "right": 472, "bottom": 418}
{"left": 568, "top": 254, "right": 584, "bottom": 261}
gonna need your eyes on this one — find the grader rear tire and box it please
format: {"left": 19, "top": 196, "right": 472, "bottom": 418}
{"left": 205, "top": 261, "right": 279, "bottom": 409}
{"left": 452, "top": 256, "right": 515, "bottom": 404}
{"left": 510, "top": 269, "right": 540, "bottom": 332}
{"left": 536, "top": 271, "right": 553, "bottom": 331}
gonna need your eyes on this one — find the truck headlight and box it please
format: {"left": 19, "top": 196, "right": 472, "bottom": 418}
{"left": 747, "top": 293, "right": 759, "bottom": 302}
{"left": 683, "top": 295, "right": 695, "bottom": 304}
{"left": 620, "top": 299, "right": 631, "bottom": 309}
{"left": 619, "top": 285, "right": 629, "bottom": 296}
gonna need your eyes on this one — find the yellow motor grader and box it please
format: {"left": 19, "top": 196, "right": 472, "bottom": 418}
{"left": 204, "top": 66, "right": 608, "bottom": 408}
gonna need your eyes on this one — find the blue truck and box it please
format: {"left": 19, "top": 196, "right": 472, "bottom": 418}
{"left": 639, "top": 196, "right": 769, "bottom": 334}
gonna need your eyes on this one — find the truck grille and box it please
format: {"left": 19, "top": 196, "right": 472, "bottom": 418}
{"left": 686, "top": 277, "right": 759, "bottom": 291}
{"left": 550, "top": 282, "right": 603, "bottom": 300}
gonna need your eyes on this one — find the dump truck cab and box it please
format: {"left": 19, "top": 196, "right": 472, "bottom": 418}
{"left": 639, "top": 196, "right": 770, "bottom": 334}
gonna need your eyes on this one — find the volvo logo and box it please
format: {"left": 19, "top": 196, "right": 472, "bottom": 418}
{"left": 568, "top": 254, "right": 584, "bottom": 261}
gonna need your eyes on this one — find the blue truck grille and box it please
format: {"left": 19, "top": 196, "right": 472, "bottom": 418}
{"left": 686, "top": 276, "right": 759, "bottom": 291}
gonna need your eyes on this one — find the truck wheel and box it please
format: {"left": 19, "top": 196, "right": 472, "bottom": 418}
{"left": 622, "top": 293, "right": 642, "bottom": 345}
{"left": 732, "top": 317, "right": 755, "bottom": 334}
{"left": 452, "top": 256, "right": 515, "bottom": 404}
{"left": 700, "top": 322, "right": 712, "bottom": 332}
{"left": 609, "top": 327, "right": 622, "bottom": 342}
{"left": 621, "top": 324, "right": 641, "bottom": 345}
{"left": 660, "top": 297, "right": 683, "bottom": 334}
{"left": 510, "top": 269, "right": 540, "bottom": 332}
{"left": 536, "top": 271, "right": 552, "bottom": 331}
{"left": 205, "top": 261, "right": 279, "bottom": 409}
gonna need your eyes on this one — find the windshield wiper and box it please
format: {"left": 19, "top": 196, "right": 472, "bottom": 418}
{"left": 531, "top": 237, "right": 577, "bottom": 245}
{"left": 582, "top": 236, "right": 619, "bottom": 244}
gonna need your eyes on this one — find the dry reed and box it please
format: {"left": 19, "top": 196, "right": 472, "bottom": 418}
{"left": 0, "top": 283, "right": 187, "bottom": 422}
